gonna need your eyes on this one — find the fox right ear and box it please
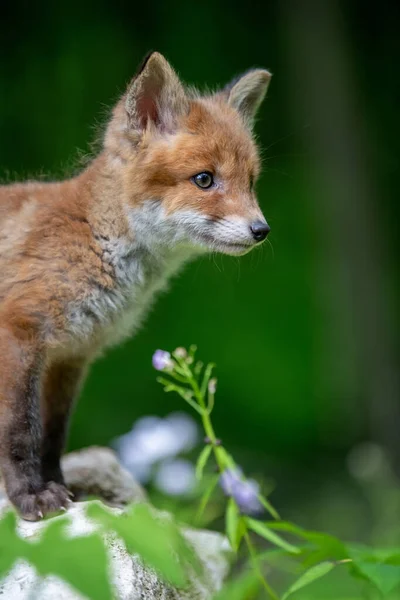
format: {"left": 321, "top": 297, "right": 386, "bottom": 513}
{"left": 222, "top": 69, "right": 272, "bottom": 128}
{"left": 125, "top": 52, "right": 189, "bottom": 134}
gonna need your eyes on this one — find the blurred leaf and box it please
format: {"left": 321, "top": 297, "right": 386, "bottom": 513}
{"left": 31, "top": 518, "right": 112, "bottom": 600}
{"left": 245, "top": 519, "right": 301, "bottom": 554}
{"left": 213, "top": 570, "right": 261, "bottom": 600}
{"left": 217, "top": 447, "right": 236, "bottom": 470}
{"left": 0, "top": 511, "right": 21, "bottom": 577}
{"left": 226, "top": 499, "right": 244, "bottom": 552}
{"left": 257, "top": 547, "right": 306, "bottom": 562}
{"left": 267, "top": 521, "right": 347, "bottom": 563}
{"left": 349, "top": 547, "right": 400, "bottom": 596}
{"left": 196, "top": 474, "right": 220, "bottom": 524}
{"left": 257, "top": 494, "right": 280, "bottom": 521}
{"left": 347, "top": 545, "right": 400, "bottom": 565}
{"left": 0, "top": 510, "right": 112, "bottom": 600}
{"left": 282, "top": 561, "right": 335, "bottom": 599}
{"left": 87, "top": 501, "right": 203, "bottom": 587}
{"left": 196, "top": 444, "right": 213, "bottom": 480}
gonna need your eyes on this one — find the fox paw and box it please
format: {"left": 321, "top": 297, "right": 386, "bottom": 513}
{"left": 12, "top": 481, "right": 72, "bottom": 521}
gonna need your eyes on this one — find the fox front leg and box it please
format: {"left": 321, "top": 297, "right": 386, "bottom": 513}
{"left": 0, "top": 325, "right": 69, "bottom": 520}
{"left": 41, "top": 359, "right": 87, "bottom": 487}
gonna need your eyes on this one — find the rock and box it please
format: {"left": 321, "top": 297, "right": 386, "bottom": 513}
{"left": 0, "top": 447, "right": 231, "bottom": 599}
{"left": 0, "top": 446, "right": 147, "bottom": 507}
{"left": 62, "top": 446, "right": 148, "bottom": 506}
{"left": 0, "top": 501, "right": 231, "bottom": 600}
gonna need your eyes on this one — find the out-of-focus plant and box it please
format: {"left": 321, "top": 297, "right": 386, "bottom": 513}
{"left": 154, "top": 346, "right": 400, "bottom": 600}
{"left": 1, "top": 346, "right": 400, "bottom": 600}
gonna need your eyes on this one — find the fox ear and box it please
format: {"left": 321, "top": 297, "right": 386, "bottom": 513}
{"left": 125, "top": 52, "right": 189, "bottom": 133}
{"left": 223, "top": 69, "right": 272, "bottom": 127}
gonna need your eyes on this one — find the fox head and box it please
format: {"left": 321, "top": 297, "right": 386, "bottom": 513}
{"left": 104, "top": 52, "right": 271, "bottom": 256}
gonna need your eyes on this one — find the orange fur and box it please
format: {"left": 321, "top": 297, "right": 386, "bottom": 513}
{"left": 0, "top": 52, "right": 271, "bottom": 519}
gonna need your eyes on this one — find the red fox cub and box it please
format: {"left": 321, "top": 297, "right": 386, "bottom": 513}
{"left": 0, "top": 53, "right": 271, "bottom": 520}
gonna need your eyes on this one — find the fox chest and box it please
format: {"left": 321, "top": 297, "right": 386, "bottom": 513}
{"left": 61, "top": 248, "right": 189, "bottom": 358}
{"left": 66, "top": 273, "right": 166, "bottom": 354}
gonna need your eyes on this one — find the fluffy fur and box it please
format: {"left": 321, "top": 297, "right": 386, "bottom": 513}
{"left": 0, "top": 52, "right": 271, "bottom": 520}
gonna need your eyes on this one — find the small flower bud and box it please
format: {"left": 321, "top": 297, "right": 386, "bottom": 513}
{"left": 208, "top": 378, "right": 217, "bottom": 394}
{"left": 194, "top": 361, "right": 204, "bottom": 375}
{"left": 174, "top": 347, "right": 187, "bottom": 359}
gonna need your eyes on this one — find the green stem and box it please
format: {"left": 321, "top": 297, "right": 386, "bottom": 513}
{"left": 166, "top": 370, "right": 190, "bottom": 385}
{"left": 163, "top": 354, "right": 281, "bottom": 594}
{"left": 207, "top": 391, "right": 215, "bottom": 414}
{"left": 244, "top": 530, "right": 280, "bottom": 600}
{"left": 177, "top": 358, "right": 224, "bottom": 471}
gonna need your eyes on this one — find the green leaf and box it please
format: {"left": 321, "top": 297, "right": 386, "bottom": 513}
{"left": 257, "top": 494, "right": 280, "bottom": 521}
{"left": 349, "top": 547, "right": 400, "bottom": 596}
{"left": 352, "top": 560, "right": 400, "bottom": 595}
{"left": 216, "top": 447, "right": 236, "bottom": 470}
{"left": 195, "top": 444, "right": 213, "bottom": 480}
{"left": 225, "top": 499, "right": 245, "bottom": 552}
{"left": 245, "top": 519, "right": 301, "bottom": 554}
{"left": 282, "top": 561, "right": 335, "bottom": 599}
{"left": 266, "top": 521, "right": 347, "bottom": 564}
{"left": 195, "top": 474, "right": 219, "bottom": 524}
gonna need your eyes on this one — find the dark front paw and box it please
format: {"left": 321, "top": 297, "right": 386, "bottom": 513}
{"left": 10, "top": 481, "right": 72, "bottom": 521}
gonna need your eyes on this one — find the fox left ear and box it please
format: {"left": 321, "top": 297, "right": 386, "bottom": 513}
{"left": 125, "top": 52, "right": 189, "bottom": 133}
{"left": 223, "top": 69, "right": 272, "bottom": 127}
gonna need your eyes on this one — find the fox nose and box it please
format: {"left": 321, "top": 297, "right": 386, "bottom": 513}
{"left": 250, "top": 220, "right": 270, "bottom": 242}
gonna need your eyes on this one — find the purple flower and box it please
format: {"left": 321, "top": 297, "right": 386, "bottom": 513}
{"left": 220, "top": 468, "right": 263, "bottom": 516}
{"left": 220, "top": 468, "right": 243, "bottom": 495}
{"left": 152, "top": 350, "right": 173, "bottom": 371}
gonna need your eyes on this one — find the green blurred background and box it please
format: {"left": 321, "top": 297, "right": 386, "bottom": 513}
{"left": 1, "top": 0, "right": 399, "bottom": 556}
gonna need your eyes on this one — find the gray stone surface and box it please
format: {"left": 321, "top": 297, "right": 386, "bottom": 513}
{"left": 62, "top": 446, "right": 148, "bottom": 506}
{"left": 0, "top": 448, "right": 231, "bottom": 599}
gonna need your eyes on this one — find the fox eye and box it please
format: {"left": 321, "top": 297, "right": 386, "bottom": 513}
{"left": 192, "top": 171, "right": 214, "bottom": 189}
